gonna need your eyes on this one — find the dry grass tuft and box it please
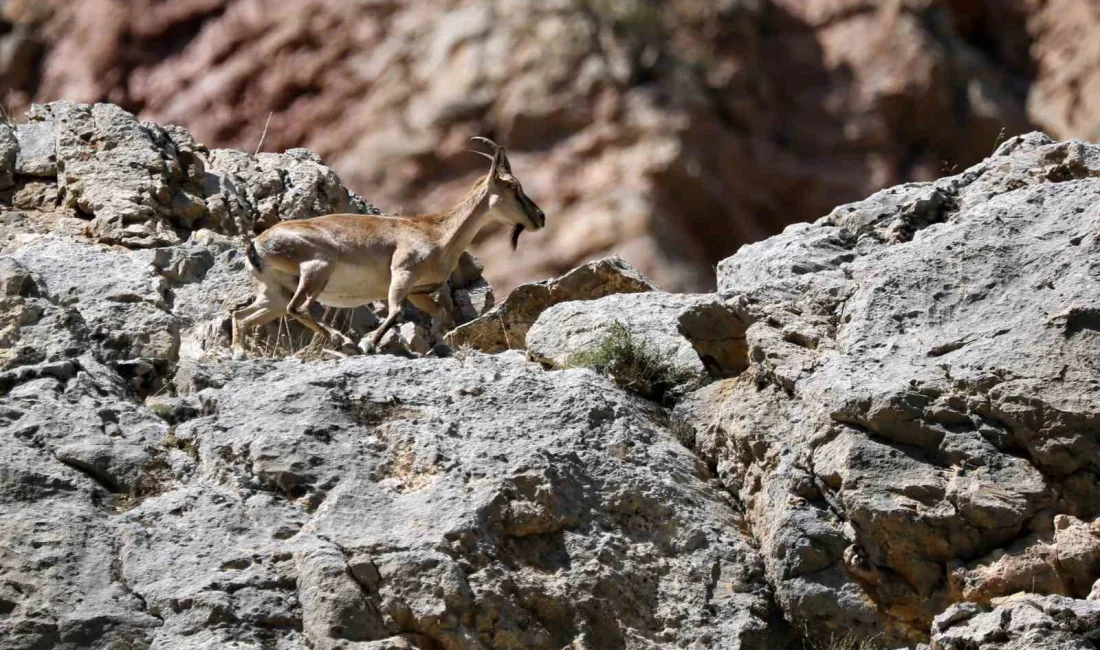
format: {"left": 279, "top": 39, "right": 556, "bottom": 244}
{"left": 798, "top": 630, "right": 884, "bottom": 650}
{"left": 232, "top": 307, "right": 364, "bottom": 361}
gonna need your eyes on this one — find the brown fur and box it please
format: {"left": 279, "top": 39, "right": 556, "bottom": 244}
{"left": 230, "top": 141, "right": 545, "bottom": 357}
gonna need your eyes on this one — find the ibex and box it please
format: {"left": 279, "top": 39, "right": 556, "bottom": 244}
{"left": 230, "top": 138, "right": 545, "bottom": 358}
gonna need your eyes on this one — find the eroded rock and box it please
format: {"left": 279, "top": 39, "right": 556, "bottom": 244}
{"left": 1, "top": 352, "right": 779, "bottom": 649}
{"left": 679, "top": 133, "right": 1100, "bottom": 645}
{"left": 3, "top": 236, "right": 179, "bottom": 374}
{"left": 0, "top": 122, "right": 15, "bottom": 190}
{"left": 526, "top": 292, "right": 718, "bottom": 376}
{"left": 447, "top": 256, "right": 657, "bottom": 353}
{"left": 4, "top": 102, "right": 1100, "bottom": 649}
{"left": 931, "top": 594, "right": 1100, "bottom": 650}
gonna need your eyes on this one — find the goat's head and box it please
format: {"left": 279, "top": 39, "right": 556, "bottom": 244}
{"left": 472, "top": 137, "right": 545, "bottom": 250}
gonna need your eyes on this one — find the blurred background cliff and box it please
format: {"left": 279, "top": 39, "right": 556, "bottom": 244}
{"left": 1, "top": 0, "right": 1095, "bottom": 293}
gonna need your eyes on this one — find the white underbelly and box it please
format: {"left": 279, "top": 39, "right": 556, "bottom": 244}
{"left": 318, "top": 263, "right": 389, "bottom": 307}
{"left": 317, "top": 293, "right": 376, "bottom": 308}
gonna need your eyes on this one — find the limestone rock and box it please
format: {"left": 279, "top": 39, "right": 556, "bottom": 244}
{"left": 0, "top": 122, "right": 15, "bottom": 190}
{"left": 3, "top": 101, "right": 380, "bottom": 251}
{"left": 679, "top": 132, "right": 1100, "bottom": 645}
{"left": 6, "top": 102, "right": 1100, "bottom": 649}
{"left": 448, "top": 278, "right": 494, "bottom": 326}
{"left": 949, "top": 516, "right": 1100, "bottom": 605}
{"left": 526, "top": 292, "right": 719, "bottom": 376}
{"left": 202, "top": 146, "right": 376, "bottom": 236}
{"left": 46, "top": 102, "right": 191, "bottom": 247}
{"left": 11, "top": 118, "right": 55, "bottom": 177}
{"left": 0, "top": 357, "right": 168, "bottom": 650}
{"left": 0, "top": 350, "right": 778, "bottom": 649}
{"left": 446, "top": 256, "right": 657, "bottom": 353}
{"left": 3, "top": 235, "right": 179, "bottom": 376}
{"left": 930, "top": 595, "right": 1100, "bottom": 650}
{"left": 526, "top": 291, "right": 751, "bottom": 382}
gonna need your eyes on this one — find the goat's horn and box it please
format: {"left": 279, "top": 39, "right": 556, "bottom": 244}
{"left": 470, "top": 136, "right": 502, "bottom": 151}
{"left": 467, "top": 150, "right": 494, "bottom": 161}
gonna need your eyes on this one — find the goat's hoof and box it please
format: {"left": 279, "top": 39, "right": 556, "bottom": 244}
{"left": 231, "top": 347, "right": 247, "bottom": 361}
{"left": 429, "top": 343, "right": 453, "bottom": 358}
{"left": 358, "top": 340, "right": 377, "bottom": 355}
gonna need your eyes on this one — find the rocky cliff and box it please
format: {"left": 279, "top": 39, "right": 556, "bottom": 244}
{"left": 8, "top": 0, "right": 1100, "bottom": 294}
{"left": 2, "top": 104, "right": 1100, "bottom": 650}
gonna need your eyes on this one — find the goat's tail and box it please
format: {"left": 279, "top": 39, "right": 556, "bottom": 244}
{"left": 245, "top": 239, "right": 263, "bottom": 272}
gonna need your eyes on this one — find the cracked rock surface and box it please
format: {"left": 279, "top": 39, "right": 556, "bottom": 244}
{"left": 2, "top": 352, "right": 778, "bottom": 649}
{"left": 3, "top": 103, "right": 1100, "bottom": 649}
{"left": 678, "top": 132, "right": 1100, "bottom": 645}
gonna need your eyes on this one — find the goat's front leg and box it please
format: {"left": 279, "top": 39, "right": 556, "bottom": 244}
{"left": 407, "top": 293, "right": 445, "bottom": 341}
{"left": 407, "top": 292, "right": 453, "bottom": 357}
{"left": 360, "top": 270, "right": 413, "bottom": 355}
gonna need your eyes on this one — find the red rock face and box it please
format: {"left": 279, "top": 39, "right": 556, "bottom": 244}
{"left": 0, "top": 0, "right": 1093, "bottom": 293}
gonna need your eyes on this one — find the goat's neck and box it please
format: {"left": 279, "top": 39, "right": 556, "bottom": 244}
{"left": 437, "top": 180, "right": 493, "bottom": 261}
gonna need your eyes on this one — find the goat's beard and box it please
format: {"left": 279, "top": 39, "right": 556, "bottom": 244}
{"left": 510, "top": 224, "right": 525, "bottom": 251}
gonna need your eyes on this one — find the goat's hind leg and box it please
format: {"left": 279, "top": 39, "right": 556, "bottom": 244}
{"left": 286, "top": 260, "right": 358, "bottom": 353}
{"left": 231, "top": 290, "right": 288, "bottom": 359}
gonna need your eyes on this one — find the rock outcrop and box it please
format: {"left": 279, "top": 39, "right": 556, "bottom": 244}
{"left": 3, "top": 102, "right": 1100, "bottom": 649}
{"left": 675, "top": 132, "right": 1100, "bottom": 645}
{"left": 446, "top": 256, "right": 657, "bottom": 354}
{"left": 931, "top": 594, "right": 1100, "bottom": 650}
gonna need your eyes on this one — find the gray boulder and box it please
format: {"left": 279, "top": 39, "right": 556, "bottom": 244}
{"left": 0, "top": 351, "right": 779, "bottom": 649}
{"left": 0, "top": 357, "right": 167, "bottom": 650}
{"left": 446, "top": 256, "right": 657, "bottom": 353}
{"left": 46, "top": 102, "right": 200, "bottom": 247}
{"left": 678, "top": 132, "right": 1100, "bottom": 645}
{"left": 11, "top": 118, "right": 55, "bottom": 177}
{"left": 526, "top": 291, "right": 750, "bottom": 383}
{"left": 931, "top": 595, "right": 1100, "bottom": 649}
{"left": 3, "top": 236, "right": 179, "bottom": 378}
{"left": 202, "top": 146, "right": 376, "bottom": 236}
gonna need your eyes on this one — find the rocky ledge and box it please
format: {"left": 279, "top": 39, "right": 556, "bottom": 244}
{"left": 1, "top": 105, "right": 1099, "bottom": 650}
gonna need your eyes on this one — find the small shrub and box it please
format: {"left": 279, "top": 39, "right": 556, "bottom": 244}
{"left": 567, "top": 321, "right": 694, "bottom": 401}
{"left": 799, "top": 630, "right": 883, "bottom": 650}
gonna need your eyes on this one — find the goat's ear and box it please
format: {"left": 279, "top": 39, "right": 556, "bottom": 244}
{"left": 499, "top": 149, "right": 513, "bottom": 175}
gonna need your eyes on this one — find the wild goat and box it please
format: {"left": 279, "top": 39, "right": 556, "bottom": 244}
{"left": 230, "top": 138, "right": 545, "bottom": 358}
